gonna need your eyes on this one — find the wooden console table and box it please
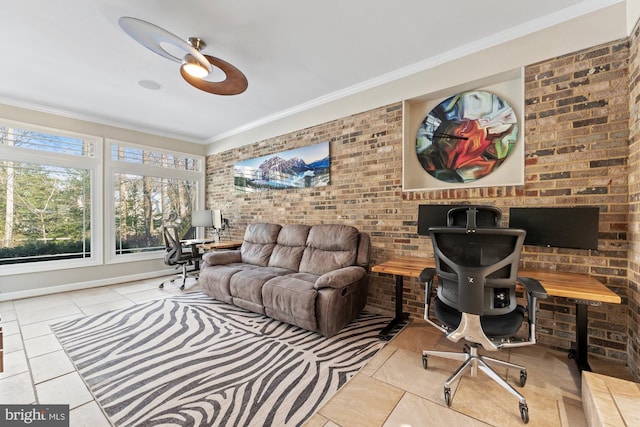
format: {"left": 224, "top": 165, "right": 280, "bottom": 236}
{"left": 372, "top": 256, "right": 621, "bottom": 372}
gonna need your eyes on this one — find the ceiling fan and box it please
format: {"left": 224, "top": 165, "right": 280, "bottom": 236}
{"left": 118, "top": 17, "right": 248, "bottom": 96}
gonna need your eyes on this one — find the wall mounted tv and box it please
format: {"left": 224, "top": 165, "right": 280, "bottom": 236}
{"left": 508, "top": 206, "right": 599, "bottom": 250}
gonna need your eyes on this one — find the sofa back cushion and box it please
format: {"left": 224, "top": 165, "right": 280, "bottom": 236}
{"left": 299, "top": 224, "right": 359, "bottom": 275}
{"left": 241, "top": 223, "right": 282, "bottom": 266}
{"left": 269, "top": 224, "right": 310, "bottom": 271}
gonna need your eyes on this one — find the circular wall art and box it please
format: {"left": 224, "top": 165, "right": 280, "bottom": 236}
{"left": 415, "top": 90, "right": 518, "bottom": 183}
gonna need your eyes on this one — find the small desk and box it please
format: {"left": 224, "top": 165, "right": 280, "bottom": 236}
{"left": 199, "top": 240, "right": 243, "bottom": 251}
{"left": 180, "top": 239, "right": 215, "bottom": 270}
{"left": 371, "top": 256, "right": 621, "bottom": 372}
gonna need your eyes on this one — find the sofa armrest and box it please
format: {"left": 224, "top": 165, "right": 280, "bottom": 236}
{"left": 202, "top": 249, "right": 242, "bottom": 267}
{"left": 314, "top": 266, "right": 366, "bottom": 290}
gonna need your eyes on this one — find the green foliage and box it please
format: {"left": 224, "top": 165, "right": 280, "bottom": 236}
{"left": 0, "top": 239, "right": 91, "bottom": 264}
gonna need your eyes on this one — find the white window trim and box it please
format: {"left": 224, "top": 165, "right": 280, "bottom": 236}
{"left": 105, "top": 139, "right": 205, "bottom": 265}
{"left": 0, "top": 119, "right": 103, "bottom": 276}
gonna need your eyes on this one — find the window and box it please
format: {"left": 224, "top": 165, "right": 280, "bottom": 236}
{"left": 108, "top": 140, "right": 204, "bottom": 261}
{"left": 0, "top": 122, "right": 101, "bottom": 274}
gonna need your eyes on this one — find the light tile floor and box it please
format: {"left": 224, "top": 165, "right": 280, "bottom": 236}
{"left": 0, "top": 276, "right": 191, "bottom": 426}
{"left": 0, "top": 277, "right": 635, "bottom": 427}
{"left": 307, "top": 319, "right": 636, "bottom": 427}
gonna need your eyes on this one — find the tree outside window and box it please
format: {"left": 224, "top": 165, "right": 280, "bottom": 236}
{"left": 114, "top": 174, "right": 196, "bottom": 255}
{"left": 109, "top": 140, "right": 203, "bottom": 259}
{"left": 0, "top": 126, "right": 94, "bottom": 266}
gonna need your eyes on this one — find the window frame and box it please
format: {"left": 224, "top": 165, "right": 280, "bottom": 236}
{"left": 0, "top": 119, "right": 103, "bottom": 276}
{"left": 105, "top": 139, "right": 205, "bottom": 264}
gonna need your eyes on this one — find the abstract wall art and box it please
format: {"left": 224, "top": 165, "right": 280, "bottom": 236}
{"left": 402, "top": 75, "right": 525, "bottom": 192}
{"left": 416, "top": 90, "right": 518, "bottom": 184}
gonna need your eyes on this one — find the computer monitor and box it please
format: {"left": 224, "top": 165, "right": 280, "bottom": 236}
{"left": 508, "top": 206, "right": 599, "bottom": 250}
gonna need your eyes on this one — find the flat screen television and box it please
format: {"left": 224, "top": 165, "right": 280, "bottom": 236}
{"left": 508, "top": 206, "right": 599, "bottom": 250}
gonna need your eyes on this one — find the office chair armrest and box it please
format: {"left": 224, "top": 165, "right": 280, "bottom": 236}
{"left": 420, "top": 268, "right": 437, "bottom": 303}
{"left": 518, "top": 276, "right": 547, "bottom": 327}
{"left": 315, "top": 266, "right": 366, "bottom": 290}
{"left": 419, "top": 268, "right": 436, "bottom": 283}
{"left": 518, "top": 276, "right": 548, "bottom": 299}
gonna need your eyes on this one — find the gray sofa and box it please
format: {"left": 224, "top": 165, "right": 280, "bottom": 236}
{"left": 199, "top": 223, "right": 371, "bottom": 337}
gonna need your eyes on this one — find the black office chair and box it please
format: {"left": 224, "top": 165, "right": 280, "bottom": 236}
{"left": 160, "top": 224, "right": 199, "bottom": 291}
{"left": 420, "top": 220, "right": 547, "bottom": 423}
{"left": 446, "top": 205, "right": 502, "bottom": 228}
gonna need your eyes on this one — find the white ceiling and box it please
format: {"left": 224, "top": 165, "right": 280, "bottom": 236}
{"left": 0, "top": 0, "right": 628, "bottom": 147}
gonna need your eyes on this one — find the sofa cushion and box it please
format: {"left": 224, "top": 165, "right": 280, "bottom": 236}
{"left": 269, "top": 224, "right": 310, "bottom": 271}
{"left": 241, "top": 223, "right": 281, "bottom": 266}
{"left": 299, "top": 224, "right": 359, "bottom": 275}
{"left": 230, "top": 266, "right": 293, "bottom": 306}
{"left": 199, "top": 263, "right": 257, "bottom": 304}
{"left": 262, "top": 275, "right": 318, "bottom": 332}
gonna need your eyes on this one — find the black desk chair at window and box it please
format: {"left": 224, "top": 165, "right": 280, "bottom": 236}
{"left": 420, "top": 220, "right": 547, "bottom": 423}
{"left": 160, "top": 224, "right": 199, "bottom": 291}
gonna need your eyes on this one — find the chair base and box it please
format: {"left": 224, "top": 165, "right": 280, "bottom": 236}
{"left": 422, "top": 344, "right": 530, "bottom": 423}
{"left": 159, "top": 265, "right": 199, "bottom": 291}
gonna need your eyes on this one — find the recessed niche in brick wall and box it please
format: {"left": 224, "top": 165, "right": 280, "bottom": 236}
{"left": 403, "top": 69, "right": 525, "bottom": 191}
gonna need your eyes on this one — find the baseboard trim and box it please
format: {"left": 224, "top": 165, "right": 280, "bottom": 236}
{"left": 0, "top": 269, "right": 174, "bottom": 302}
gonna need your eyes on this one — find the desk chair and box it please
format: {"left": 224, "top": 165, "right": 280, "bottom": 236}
{"left": 160, "top": 225, "right": 199, "bottom": 291}
{"left": 420, "top": 224, "right": 547, "bottom": 423}
{"left": 446, "top": 205, "right": 502, "bottom": 228}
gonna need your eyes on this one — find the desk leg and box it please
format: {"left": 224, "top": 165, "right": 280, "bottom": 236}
{"left": 568, "top": 303, "right": 592, "bottom": 372}
{"left": 189, "top": 243, "right": 202, "bottom": 270}
{"left": 379, "top": 275, "right": 410, "bottom": 341}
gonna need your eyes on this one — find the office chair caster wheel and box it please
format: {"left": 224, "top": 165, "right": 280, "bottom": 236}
{"left": 159, "top": 283, "right": 164, "bottom": 289}
{"left": 519, "top": 370, "right": 527, "bottom": 387}
{"left": 443, "top": 387, "right": 452, "bottom": 406}
{"left": 422, "top": 355, "right": 428, "bottom": 369}
{"left": 519, "top": 402, "right": 529, "bottom": 423}
{"left": 180, "top": 284, "right": 185, "bottom": 291}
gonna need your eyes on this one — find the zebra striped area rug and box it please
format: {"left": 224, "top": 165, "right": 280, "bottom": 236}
{"left": 52, "top": 292, "right": 395, "bottom": 426}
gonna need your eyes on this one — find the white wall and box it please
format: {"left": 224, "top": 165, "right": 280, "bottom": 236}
{"left": 628, "top": 0, "right": 640, "bottom": 33}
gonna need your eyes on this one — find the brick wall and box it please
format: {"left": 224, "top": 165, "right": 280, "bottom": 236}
{"left": 628, "top": 21, "right": 640, "bottom": 380}
{"left": 206, "top": 39, "right": 634, "bottom": 372}
{"left": 523, "top": 40, "right": 630, "bottom": 364}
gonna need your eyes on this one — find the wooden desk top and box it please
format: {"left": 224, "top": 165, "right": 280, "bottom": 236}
{"left": 199, "top": 240, "right": 244, "bottom": 250}
{"left": 372, "top": 256, "right": 621, "bottom": 304}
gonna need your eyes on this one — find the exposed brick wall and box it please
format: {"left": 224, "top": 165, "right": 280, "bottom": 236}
{"left": 206, "top": 39, "right": 635, "bottom": 374}
{"left": 524, "top": 40, "right": 630, "bottom": 364}
{"left": 628, "top": 20, "right": 640, "bottom": 380}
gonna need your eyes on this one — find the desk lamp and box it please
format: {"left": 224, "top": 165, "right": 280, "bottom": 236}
{"left": 191, "top": 210, "right": 214, "bottom": 239}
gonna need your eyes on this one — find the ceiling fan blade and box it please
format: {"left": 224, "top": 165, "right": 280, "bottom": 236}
{"left": 180, "top": 54, "right": 248, "bottom": 96}
{"left": 118, "top": 17, "right": 212, "bottom": 72}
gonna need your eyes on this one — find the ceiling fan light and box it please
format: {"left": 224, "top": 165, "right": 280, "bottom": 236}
{"left": 182, "top": 54, "right": 209, "bottom": 78}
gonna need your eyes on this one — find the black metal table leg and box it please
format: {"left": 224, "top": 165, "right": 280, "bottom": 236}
{"left": 379, "top": 275, "right": 410, "bottom": 340}
{"left": 568, "top": 301, "right": 593, "bottom": 372}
